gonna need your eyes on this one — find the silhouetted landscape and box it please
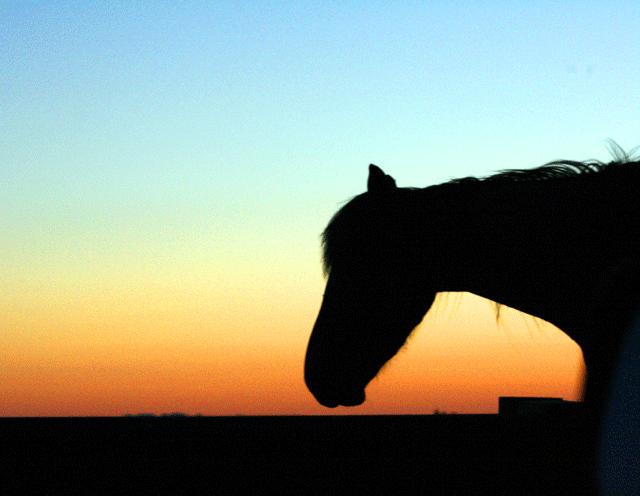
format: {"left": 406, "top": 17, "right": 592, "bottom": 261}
{"left": 2, "top": 409, "right": 594, "bottom": 494}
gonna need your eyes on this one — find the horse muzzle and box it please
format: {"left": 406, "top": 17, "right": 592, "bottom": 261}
{"left": 314, "top": 390, "right": 366, "bottom": 408}
{"left": 305, "top": 371, "right": 366, "bottom": 408}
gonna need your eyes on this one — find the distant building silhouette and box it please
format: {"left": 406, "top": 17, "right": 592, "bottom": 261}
{"left": 499, "top": 396, "right": 582, "bottom": 417}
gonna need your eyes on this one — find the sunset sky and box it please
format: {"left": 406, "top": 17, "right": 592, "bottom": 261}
{"left": 2, "top": 2, "right": 639, "bottom": 416}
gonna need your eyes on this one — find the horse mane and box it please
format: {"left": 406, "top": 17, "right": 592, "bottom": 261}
{"left": 449, "top": 142, "right": 636, "bottom": 185}
{"left": 448, "top": 160, "right": 608, "bottom": 184}
{"left": 321, "top": 143, "right": 639, "bottom": 278}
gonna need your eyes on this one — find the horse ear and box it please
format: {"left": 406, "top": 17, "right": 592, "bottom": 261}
{"left": 367, "top": 164, "right": 397, "bottom": 195}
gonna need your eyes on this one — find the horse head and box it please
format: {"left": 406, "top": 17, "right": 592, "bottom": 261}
{"left": 305, "top": 165, "right": 437, "bottom": 407}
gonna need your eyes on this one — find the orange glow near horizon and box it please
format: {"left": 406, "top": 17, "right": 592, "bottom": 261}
{"left": 2, "top": 282, "right": 583, "bottom": 416}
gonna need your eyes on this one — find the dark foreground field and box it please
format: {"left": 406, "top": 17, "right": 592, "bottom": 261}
{"left": 2, "top": 413, "right": 594, "bottom": 494}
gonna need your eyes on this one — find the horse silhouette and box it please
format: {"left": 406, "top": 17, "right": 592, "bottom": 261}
{"left": 305, "top": 151, "right": 640, "bottom": 421}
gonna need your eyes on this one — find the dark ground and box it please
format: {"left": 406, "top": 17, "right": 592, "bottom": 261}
{"left": 1, "top": 413, "right": 594, "bottom": 495}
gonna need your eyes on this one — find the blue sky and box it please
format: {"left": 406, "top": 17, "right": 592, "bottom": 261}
{"left": 3, "top": 0, "right": 639, "bottom": 300}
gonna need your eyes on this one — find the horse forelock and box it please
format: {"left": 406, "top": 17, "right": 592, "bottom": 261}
{"left": 321, "top": 193, "right": 369, "bottom": 276}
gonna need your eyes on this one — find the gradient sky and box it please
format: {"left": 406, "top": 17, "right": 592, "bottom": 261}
{"left": 2, "top": 1, "right": 638, "bottom": 416}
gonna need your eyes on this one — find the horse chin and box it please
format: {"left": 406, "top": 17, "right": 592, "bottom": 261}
{"left": 315, "top": 389, "right": 366, "bottom": 408}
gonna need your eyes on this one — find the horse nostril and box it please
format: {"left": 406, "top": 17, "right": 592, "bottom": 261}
{"left": 305, "top": 374, "right": 331, "bottom": 405}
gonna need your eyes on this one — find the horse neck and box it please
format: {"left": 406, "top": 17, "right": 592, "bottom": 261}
{"left": 405, "top": 175, "right": 640, "bottom": 341}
